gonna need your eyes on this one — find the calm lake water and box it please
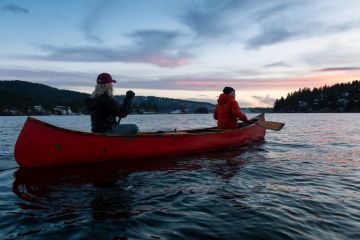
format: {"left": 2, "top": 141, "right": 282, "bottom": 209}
{"left": 0, "top": 114, "right": 359, "bottom": 239}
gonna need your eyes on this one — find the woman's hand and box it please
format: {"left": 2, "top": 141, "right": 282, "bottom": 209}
{"left": 126, "top": 90, "right": 135, "bottom": 99}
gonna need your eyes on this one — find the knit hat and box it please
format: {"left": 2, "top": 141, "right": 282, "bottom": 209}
{"left": 223, "top": 86, "right": 235, "bottom": 94}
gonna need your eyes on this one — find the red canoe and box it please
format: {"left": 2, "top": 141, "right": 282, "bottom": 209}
{"left": 15, "top": 114, "right": 266, "bottom": 168}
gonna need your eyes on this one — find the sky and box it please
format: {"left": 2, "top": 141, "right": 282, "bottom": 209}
{"left": 1, "top": 0, "right": 360, "bottom": 107}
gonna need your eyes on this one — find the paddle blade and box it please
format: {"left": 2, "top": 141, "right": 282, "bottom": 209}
{"left": 256, "top": 121, "right": 285, "bottom": 131}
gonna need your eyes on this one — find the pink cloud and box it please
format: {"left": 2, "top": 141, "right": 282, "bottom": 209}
{"left": 315, "top": 67, "right": 360, "bottom": 72}
{"left": 175, "top": 71, "right": 360, "bottom": 91}
{"left": 145, "top": 55, "right": 190, "bottom": 67}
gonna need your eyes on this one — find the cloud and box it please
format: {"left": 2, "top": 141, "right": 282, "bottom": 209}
{"left": 178, "top": 0, "right": 257, "bottom": 39}
{"left": 244, "top": 2, "right": 308, "bottom": 49}
{"left": 117, "top": 76, "right": 315, "bottom": 91}
{"left": 27, "top": 29, "right": 192, "bottom": 67}
{"left": 129, "top": 30, "right": 181, "bottom": 50}
{"left": 244, "top": 1, "right": 360, "bottom": 49}
{"left": 0, "top": 67, "right": 146, "bottom": 89}
{"left": 303, "top": 45, "right": 360, "bottom": 66}
{"left": 56, "top": 14, "right": 69, "bottom": 21}
{"left": 315, "top": 67, "right": 360, "bottom": 72}
{"left": 2, "top": 65, "right": 358, "bottom": 94}
{"left": 246, "top": 27, "right": 302, "bottom": 49}
{"left": 0, "top": 68, "right": 94, "bottom": 86}
{"left": 81, "top": 0, "right": 115, "bottom": 43}
{"left": 177, "top": 0, "right": 310, "bottom": 47}
{"left": 161, "top": 71, "right": 360, "bottom": 91}
{"left": 185, "top": 97, "right": 217, "bottom": 104}
{"left": 252, "top": 2, "right": 300, "bottom": 21}
{"left": 178, "top": 0, "right": 360, "bottom": 49}
{"left": 1, "top": 4, "right": 29, "bottom": 14}
{"left": 263, "top": 61, "right": 290, "bottom": 68}
{"left": 252, "top": 95, "right": 276, "bottom": 105}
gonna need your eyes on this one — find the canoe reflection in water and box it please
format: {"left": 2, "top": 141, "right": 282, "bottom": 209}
{"left": 13, "top": 163, "right": 130, "bottom": 221}
{"left": 12, "top": 144, "right": 262, "bottom": 228}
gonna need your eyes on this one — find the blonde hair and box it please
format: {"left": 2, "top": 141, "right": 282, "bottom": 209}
{"left": 91, "top": 83, "right": 114, "bottom": 98}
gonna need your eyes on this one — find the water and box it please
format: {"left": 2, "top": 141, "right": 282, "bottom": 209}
{"left": 0, "top": 114, "right": 359, "bottom": 239}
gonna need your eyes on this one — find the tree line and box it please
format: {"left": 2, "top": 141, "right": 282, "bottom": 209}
{"left": 0, "top": 80, "right": 215, "bottom": 115}
{"left": 273, "top": 80, "right": 360, "bottom": 112}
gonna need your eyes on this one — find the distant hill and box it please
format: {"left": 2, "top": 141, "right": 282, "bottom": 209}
{"left": 273, "top": 80, "right": 360, "bottom": 112}
{"left": 0, "top": 80, "right": 215, "bottom": 115}
{"left": 242, "top": 107, "right": 273, "bottom": 114}
{"left": 118, "top": 95, "right": 215, "bottom": 114}
{"left": 0, "top": 80, "right": 89, "bottom": 115}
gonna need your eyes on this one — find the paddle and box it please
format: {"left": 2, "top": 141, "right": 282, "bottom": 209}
{"left": 255, "top": 120, "right": 284, "bottom": 131}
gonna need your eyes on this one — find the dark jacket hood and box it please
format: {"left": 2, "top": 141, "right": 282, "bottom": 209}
{"left": 217, "top": 93, "right": 235, "bottom": 105}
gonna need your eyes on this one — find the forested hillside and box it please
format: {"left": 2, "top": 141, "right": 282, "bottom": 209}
{"left": 0, "top": 80, "right": 215, "bottom": 115}
{"left": 273, "top": 80, "right": 360, "bottom": 112}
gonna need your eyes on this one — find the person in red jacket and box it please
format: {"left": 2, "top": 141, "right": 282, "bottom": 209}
{"left": 213, "top": 87, "right": 248, "bottom": 129}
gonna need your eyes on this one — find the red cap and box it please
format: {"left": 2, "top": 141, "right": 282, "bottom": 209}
{"left": 96, "top": 73, "right": 116, "bottom": 84}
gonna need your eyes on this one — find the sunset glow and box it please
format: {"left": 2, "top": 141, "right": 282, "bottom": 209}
{"left": 1, "top": 0, "right": 360, "bottom": 106}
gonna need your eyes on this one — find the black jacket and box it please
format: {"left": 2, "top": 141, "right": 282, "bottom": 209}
{"left": 85, "top": 94, "right": 131, "bottom": 133}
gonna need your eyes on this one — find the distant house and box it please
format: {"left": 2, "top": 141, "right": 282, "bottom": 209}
{"left": 139, "top": 109, "right": 157, "bottom": 114}
{"left": 337, "top": 99, "right": 348, "bottom": 108}
{"left": 298, "top": 101, "right": 308, "bottom": 110}
{"left": 54, "top": 106, "right": 72, "bottom": 115}
{"left": 33, "top": 105, "right": 43, "bottom": 111}
{"left": 4, "top": 108, "right": 21, "bottom": 115}
{"left": 31, "top": 105, "right": 48, "bottom": 115}
{"left": 170, "top": 106, "right": 189, "bottom": 114}
{"left": 169, "top": 109, "right": 183, "bottom": 114}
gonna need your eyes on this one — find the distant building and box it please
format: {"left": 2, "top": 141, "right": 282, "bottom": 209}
{"left": 170, "top": 106, "right": 188, "bottom": 114}
{"left": 4, "top": 108, "right": 21, "bottom": 115}
{"left": 33, "top": 105, "right": 43, "bottom": 111}
{"left": 298, "top": 101, "right": 308, "bottom": 110}
{"left": 31, "top": 105, "right": 48, "bottom": 115}
{"left": 337, "top": 99, "right": 348, "bottom": 108}
{"left": 54, "top": 106, "right": 72, "bottom": 115}
{"left": 169, "top": 109, "right": 183, "bottom": 114}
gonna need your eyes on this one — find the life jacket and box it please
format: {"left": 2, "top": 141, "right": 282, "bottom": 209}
{"left": 213, "top": 93, "right": 247, "bottom": 129}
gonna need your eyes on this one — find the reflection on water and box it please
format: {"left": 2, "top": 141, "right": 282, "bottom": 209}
{"left": 11, "top": 148, "right": 252, "bottom": 239}
{"left": 13, "top": 148, "right": 251, "bottom": 210}
{"left": 1, "top": 114, "right": 360, "bottom": 239}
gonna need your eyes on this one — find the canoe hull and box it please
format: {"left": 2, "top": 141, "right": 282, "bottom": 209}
{"left": 15, "top": 115, "right": 266, "bottom": 168}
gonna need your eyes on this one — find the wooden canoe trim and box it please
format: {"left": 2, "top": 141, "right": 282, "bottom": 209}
{"left": 25, "top": 113, "right": 264, "bottom": 138}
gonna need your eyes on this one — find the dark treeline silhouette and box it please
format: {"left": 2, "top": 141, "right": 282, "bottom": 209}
{"left": 0, "top": 80, "right": 215, "bottom": 115}
{"left": 273, "top": 80, "right": 360, "bottom": 112}
{"left": 0, "top": 80, "right": 88, "bottom": 114}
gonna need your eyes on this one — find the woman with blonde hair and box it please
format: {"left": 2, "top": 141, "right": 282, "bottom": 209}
{"left": 86, "top": 73, "right": 138, "bottom": 134}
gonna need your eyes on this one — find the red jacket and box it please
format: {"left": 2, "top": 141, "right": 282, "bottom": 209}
{"left": 213, "top": 93, "right": 248, "bottom": 129}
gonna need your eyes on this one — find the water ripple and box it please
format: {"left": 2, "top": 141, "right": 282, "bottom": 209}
{"left": 0, "top": 114, "right": 359, "bottom": 239}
